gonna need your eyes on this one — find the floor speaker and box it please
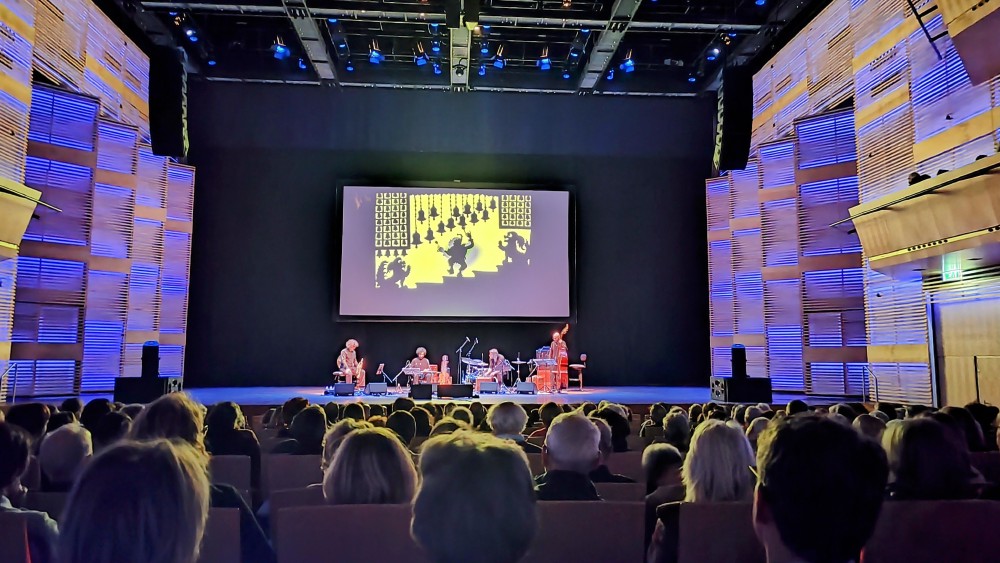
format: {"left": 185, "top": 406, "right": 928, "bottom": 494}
{"left": 150, "top": 47, "right": 188, "bottom": 158}
{"left": 333, "top": 383, "right": 355, "bottom": 396}
{"left": 479, "top": 382, "right": 499, "bottom": 394}
{"left": 710, "top": 376, "right": 772, "bottom": 404}
{"left": 410, "top": 384, "right": 433, "bottom": 400}
{"left": 365, "top": 382, "right": 388, "bottom": 395}
{"left": 438, "top": 384, "right": 474, "bottom": 398}
{"left": 515, "top": 381, "right": 537, "bottom": 394}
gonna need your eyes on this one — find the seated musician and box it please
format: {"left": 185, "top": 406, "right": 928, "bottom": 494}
{"left": 337, "top": 339, "right": 365, "bottom": 386}
{"left": 411, "top": 347, "right": 432, "bottom": 385}
{"left": 487, "top": 348, "right": 510, "bottom": 384}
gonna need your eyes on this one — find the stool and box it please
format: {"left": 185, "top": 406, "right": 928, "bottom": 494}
{"left": 568, "top": 354, "right": 587, "bottom": 391}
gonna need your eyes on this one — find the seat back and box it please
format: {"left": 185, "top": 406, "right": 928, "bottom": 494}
{"left": 198, "top": 508, "right": 240, "bottom": 563}
{"left": 21, "top": 456, "right": 41, "bottom": 489}
{"left": 971, "top": 451, "right": 1000, "bottom": 484}
{"left": 262, "top": 454, "right": 322, "bottom": 495}
{"left": 209, "top": 455, "right": 252, "bottom": 491}
{"left": 23, "top": 491, "right": 69, "bottom": 521}
{"left": 677, "top": 502, "right": 763, "bottom": 563}
{"left": 526, "top": 453, "right": 544, "bottom": 477}
{"left": 0, "top": 514, "right": 31, "bottom": 563}
{"left": 863, "top": 500, "right": 1000, "bottom": 563}
{"left": 626, "top": 434, "right": 649, "bottom": 452}
{"left": 275, "top": 504, "right": 428, "bottom": 563}
{"left": 527, "top": 436, "right": 545, "bottom": 447}
{"left": 607, "top": 451, "right": 644, "bottom": 482}
{"left": 522, "top": 501, "right": 644, "bottom": 563}
{"left": 269, "top": 486, "right": 325, "bottom": 537}
{"left": 596, "top": 482, "right": 646, "bottom": 502}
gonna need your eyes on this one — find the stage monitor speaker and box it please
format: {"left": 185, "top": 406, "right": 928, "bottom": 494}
{"left": 333, "top": 383, "right": 356, "bottom": 396}
{"left": 712, "top": 65, "right": 752, "bottom": 173}
{"left": 365, "top": 382, "right": 388, "bottom": 395}
{"left": 410, "top": 384, "right": 433, "bottom": 400}
{"left": 731, "top": 344, "right": 747, "bottom": 379}
{"left": 113, "top": 376, "right": 183, "bottom": 404}
{"left": 141, "top": 341, "right": 159, "bottom": 379}
{"left": 939, "top": 1, "right": 1000, "bottom": 84}
{"left": 150, "top": 47, "right": 188, "bottom": 158}
{"left": 438, "top": 384, "right": 474, "bottom": 398}
{"left": 710, "top": 376, "right": 772, "bottom": 404}
{"left": 479, "top": 382, "right": 499, "bottom": 394}
{"left": 515, "top": 381, "right": 537, "bottom": 394}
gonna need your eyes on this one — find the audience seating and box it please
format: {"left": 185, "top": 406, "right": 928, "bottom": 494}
{"left": 675, "top": 502, "right": 763, "bottom": 563}
{"left": 209, "top": 455, "right": 252, "bottom": 503}
{"left": 198, "top": 508, "right": 241, "bottom": 563}
{"left": 21, "top": 456, "right": 41, "bottom": 490}
{"left": 862, "top": 500, "right": 1000, "bottom": 563}
{"left": 596, "top": 482, "right": 646, "bottom": 502}
{"left": 275, "top": 504, "right": 429, "bottom": 563}
{"left": 268, "top": 486, "right": 324, "bottom": 537}
{"left": 262, "top": 455, "right": 321, "bottom": 495}
{"left": 971, "top": 451, "right": 1000, "bottom": 484}
{"left": 526, "top": 453, "right": 545, "bottom": 476}
{"left": 0, "top": 514, "right": 31, "bottom": 563}
{"left": 607, "top": 451, "right": 644, "bottom": 482}
{"left": 23, "top": 491, "right": 69, "bottom": 521}
{"left": 527, "top": 436, "right": 545, "bottom": 448}
{"left": 521, "top": 501, "right": 644, "bottom": 563}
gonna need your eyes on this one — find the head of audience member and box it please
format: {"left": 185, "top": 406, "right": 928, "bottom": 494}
{"left": 413, "top": 431, "right": 537, "bottom": 563}
{"left": 745, "top": 417, "right": 770, "bottom": 451}
{"left": 450, "top": 407, "right": 474, "bottom": 427}
{"left": 605, "top": 403, "right": 629, "bottom": 421}
{"left": 392, "top": 397, "right": 416, "bottom": 413}
{"left": 369, "top": 404, "right": 386, "bottom": 418}
{"left": 290, "top": 405, "right": 330, "bottom": 454}
{"left": 869, "top": 409, "right": 889, "bottom": 423}
{"left": 0, "top": 422, "right": 30, "bottom": 497}
{"left": 643, "top": 443, "right": 684, "bottom": 494}
{"left": 469, "top": 402, "right": 488, "bottom": 427}
{"left": 884, "top": 417, "right": 975, "bottom": 500}
{"left": 830, "top": 403, "right": 857, "bottom": 421}
{"left": 488, "top": 402, "right": 530, "bottom": 439}
{"left": 733, "top": 404, "right": 748, "bottom": 426}
{"left": 128, "top": 393, "right": 206, "bottom": 454}
{"left": 744, "top": 406, "right": 764, "bottom": 426}
{"left": 323, "top": 427, "right": 417, "bottom": 505}
{"left": 90, "top": 411, "right": 131, "bottom": 454}
{"left": 874, "top": 402, "right": 901, "bottom": 421}
{"left": 322, "top": 402, "right": 340, "bottom": 424}
{"left": 119, "top": 404, "right": 143, "bottom": 421}
{"left": 682, "top": 419, "right": 755, "bottom": 503}
{"left": 786, "top": 400, "right": 809, "bottom": 417}
{"left": 60, "top": 398, "right": 84, "bottom": 418}
{"left": 341, "top": 403, "right": 366, "bottom": 421}
{"left": 538, "top": 402, "right": 562, "bottom": 429}
{"left": 361, "top": 403, "right": 371, "bottom": 419}
{"left": 321, "top": 419, "right": 372, "bottom": 471}
{"left": 940, "top": 406, "right": 986, "bottom": 452}
{"left": 444, "top": 402, "right": 457, "bottom": 416}
{"left": 387, "top": 410, "right": 417, "bottom": 446}
{"left": 39, "top": 422, "right": 93, "bottom": 489}
{"left": 47, "top": 410, "right": 78, "bottom": 433}
{"left": 688, "top": 403, "right": 703, "bottom": 423}
{"left": 205, "top": 402, "right": 245, "bottom": 441}
{"left": 430, "top": 417, "right": 471, "bottom": 437}
{"left": 590, "top": 417, "right": 616, "bottom": 467}
{"left": 964, "top": 402, "right": 999, "bottom": 445}
{"left": 580, "top": 402, "right": 598, "bottom": 416}
{"left": 591, "top": 407, "right": 630, "bottom": 452}
{"left": 368, "top": 416, "right": 387, "bottom": 427}
{"left": 6, "top": 402, "right": 51, "bottom": 444}
{"left": 904, "top": 405, "right": 932, "bottom": 419}
{"left": 59, "top": 440, "right": 210, "bottom": 563}
{"left": 543, "top": 412, "right": 600, "bottom": 475}
{"left": 853, "top": 414, "right": 886, "bottom": 442}
{"left": 80, "top": 399, "right": 114, "bottom": 432}
{"left": 647, "top": 403, "right": 669, "bottom": 427}
{"left": 662, "top": 410, "right": 691, "bottom": 452}
{"left": 280, "top": 397, "right": 310, "bottom": 427}
{"left": 411, "top": 407, "right": 434, "bottom": 438}
{"left": 754, "top": 414, "right": 888, "bottom": 563}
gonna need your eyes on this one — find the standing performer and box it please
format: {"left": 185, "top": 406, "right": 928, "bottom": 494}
{"left": 486, "top": 348, "right": 510, "bottom": 385}
{"left": 548, "top": 325, "right": 569, "bottom": 390}
{"left": 439, "top": 355, "right": 451, "bottom": 385}
{"left": 410, "top": 346, "right": 432, "bottom": 385}
{"left": 337, "top": 339, "right": 366, "bottom": 387}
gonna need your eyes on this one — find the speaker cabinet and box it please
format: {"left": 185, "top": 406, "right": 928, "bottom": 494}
{"left": 713, "top": 65, "right": 752, "bottom": 173}
{"left": 479, "top": 382, "right": 499, "bottom": 394}
{"left": 332, "top": 383, "right": 355, "bottom": 396}
{"left": 515, "top": 381, "right": 537, "bottom": 394}
{"left": 150, "top": 47, "right": 188, "bottom": 158}
{"left": 113, "top": 376, "right": 183, "bottom": 403}
{"left": 710, "top": 376, "right": 772, "bottom": 404}
{"left": 438, "top": 384, "right": 474, "bottom": 398}
{"left": 410, "top": 384, "right": 433, "bottom": 400}
{"left": 365, "top": 382, "right": 388, "bottom": 395}
{"left": 731, "top": 344, "right": 748, "bottom": 379}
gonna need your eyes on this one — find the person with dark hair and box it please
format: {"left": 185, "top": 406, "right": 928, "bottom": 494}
{"left": 469, "top": 401, "right": 488, "bottom": 429}
{"left": 273, "top": 405, "right": 329, "bottom": 455}
{"left": 278, "top": 397, "right": 309, "bottom": 436}
{"left": 642, "top": 443, "right": 684, "bottom": 547}
{"left": 753, "top": 414, "right": 888, "bottom": 563}
{"left": 641, "top": 403, "right": 668, "bottom": 438}
{"left": 528, "top": 401, "right": 563, "bottom": 440}
{"left": 785, "top": 400, "right": 809, "bottom": 416}
{"left": 411, "top": 406, "right": 434, "bottom": 439}
{"left": 940, "top": 406, "right": 987, "bottom": 452}
{"left": 885, "top": 417, "right": 977, "bottom": 500}
{"left": 387, "top": 410, "right": 417, "bottom": 447}
{"left": 91, "top": 411, "right": 132, "bottom": 453}
{"left": 6, "top": 402, "right": 51, "bottom": 446}
{"left": 341, "top": 403, "right": 366, "bottom": 421}
{"left": 79, "top": 399, "right": 114, "bottom": 432}
{"left": 580, "top": 402, "right": 598, "bottom": 416}
{"left": 451, "top": 407, "right": 474, "bottom": 427}
{"left": 369, "top": 404, "right": 386, "bottom": 417}
{"left": 322, "top": 402, "right": 340, "bottom": 424}
{"left": 46, "top": 410, "right": 77, "bottom": 433}
{"left": 964, "top": 402, "right": 999, "bottom": 452}
{"left": 392, "top": 397, "right": 416, "bottom": 412}
{"left": 830, "top": 403, "right": 857, "bottom": 420}
{"left": 206, "top": 401, "right": 261, "bottom": 488}
{"left": 0, "top": 421, "right": 59, "bottom": 563}
{"left": 60, "top": 398, "right": 84, "bottom": 418}
{"left": 592, "top": 407, "right": 630, "bottom": 452}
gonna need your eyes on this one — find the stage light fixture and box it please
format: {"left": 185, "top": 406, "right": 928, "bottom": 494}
{"left": 562, "top": 0, "right": 572, "bottom": 7}
{"left": 478, "top": 64, "right": 486, "bottom": 76}
{"left": 328, "top": 18, "right": 338, "bottom": 23}
{"left": 538, "top": 46, "right": 552, "bottom": 70}
{"left": 755, "top": 0, "right": 766, "bottom": 5}
{"left": 298, "top": 58, "right": 308, "bottom": 70}
{"left": 431, "top": 39, "right": 442, "bottom": 53}
{"left": 207, "top": 59, "right": 217, "bottom": 66}
{"left": 270, "top": 37, "right": 291, "bottom": 60}
{"left": 345, "top": 59, "right": 355, "bottom": 72}
{"left": 480, "top": 41, "right": 490, "bottom": 55}
{"left": 619, "top": 49, "right": 635, "bottom": 73}
{"left": 188, "top": 34, "right": 199, "bottom": 43}
{"left": 562, "top": 69, "right": 571, "bottom": 79}
{"left": 707, "top": 47, "right": 720, "bottom": 61}
{"left": 688, "top": 75, "right": 696, "bottom": 83}
{"left": 414, "top": 43, "right": 429, "bottom": 66}
{"left": 369, "top": 39, "right": 383, "bottom": 64}
{"left": 184, "top": 28, "right": 195, "bottom": 37}
{"left": 433, "top": 62, "right": 442, "bottom": 75}
{"left": 606, "top": 68, "right": 614, "bottom": 80}
{"left": 493, "top": 44, "right": 506, "bottom": 69}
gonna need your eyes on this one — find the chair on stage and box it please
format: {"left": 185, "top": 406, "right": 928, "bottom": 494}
{"left": 274, "top": 504, "right": 429, "bottom": 563}
{"left": 568, "top": 354, "right": 587, "bottom": 391}
{"left": 0, "top": 514, "right": 31, "bottom": 563}
{"left": 198, "top": 508, "right": 241, "bottom": 563}
{"left": 522, "top": 501, "right": 644, "bottom": 563}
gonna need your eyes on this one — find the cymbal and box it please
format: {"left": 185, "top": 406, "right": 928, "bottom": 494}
{"left": 461, "top": 357, "right": 487, "bottom": 366}
{"left": 569, "top": 364, "right": 586, "bottom": 369}
{"left": 511, "top": 360, "right": 528, "bottom": 365}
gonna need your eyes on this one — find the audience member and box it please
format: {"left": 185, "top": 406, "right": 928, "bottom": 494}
{"left": 589, "top": 417, "right": 635, "bottom": 483}
{"left": 91, "top": 411, "right": 132, "bottom": 453}
{"left": 687, "top": 404, "right": 703, "bottom": 425}
{"left": 641, "top": 403, "right": 669, "bottom": 437}
{"left": 744, "top": 405, "right": 764, "bottom": 426}
{"left": 745, "top": 416, "right": 770, "bottom": 452}
{"left": 592, "top": 407, "right": 630, "bottom": 452}
{"left": 59, "top": 440, "right": 210, "bottom": 563}
{"left": 277, "top": 397, "right": 309, "bottom": 435}
{"left": 79, "top": 399, "right": 114, "bottom": 432}
{"left": 367, "top": 415, "right": 387, "bottom": 427}
{"left": 320, "top": 419, "right": 373, "bottom": 472}
{"left": 60, "top": 398, "right": 84, "bottom": 418}
{"left": 965, "top": 402, "right": 999, "bottom": 451}
{"left": 660, "top": 410, "right": 691, "bottom": 453}
{"left": 488, "top": 401, "right": 540, "bottom": 454}
{"left": 273, "top": 405, "right": 328, "bottom": 455}
{"left": 535, "top": 412, "right": 601, "bottom": 501}
{"left": 884, "top": 417, "right": 977, "bottom": 500}
{"left": 430, "top": 417, "right": 471, "bottom": 437}
{"left": 682, "top": 419, "right": 755, "bottom": 502}
{"left": 46, "top": 410, "right": 77, "bottom": 433}
{"left": 413, "top": 431, "right": 537, "bottom": 563}
{"left": 642, "top": 443, "right": 685, "bottom": 546}
{"left": 392, "top": 397, "right": 416, "bottom": 412}
{"left": 119, "top": 404, "right": 144, "bottom": 421}
{"left": 341, "top": 402, "right": 366, "bottom": 421}
{"left": 469, "top": 401, "right": 488, "bottom": 429}
{"left": 830, "top": 403, "right": 857, "bottom": 421}
{"left": 752, "top": 414, "right": 888, "bottom": 563}
{"left": 869, "top": 409, "right": 890, "bottom": 423}
{"left": 323, "top": 427, "right": 417, "bottom": 505}
{"left": 853, "top": 414, "right": 886, "bottom": 442}
{"left": 450, "top": 406, "right": 474, "bottom": 426}
{"left": 528, "top": 401, "right": 563, "bottom": 439}
{"left": 205, "top": 401, "right": 261, "bottom": 488}
{"left": 369, "top": 404, "right": 386, "bottom": 417}
{"left": 387, "top": 410, "right": 417, "bottom": 447}
{"left": 38, "top": 423, "right": 92, "bottom": 492}
{"left": 786, "top": 400, "right": 809, "bottom": 416}
{"left": 579, "top": 402, "right": 598, "bottom": 416}
{"left": 0, "top": 421, "right": 59, "bottom": 563}
{"left": 940, "top": 406, "right": 987, "bottom": 452}
{"left": 6, "top": 402, "right": 51, "bottom": 446}
{"left": 322, "top": 402, "right": 340, "bottom": 424}
{"left": 411, "top": 406, "right": 434, "bottom": 439}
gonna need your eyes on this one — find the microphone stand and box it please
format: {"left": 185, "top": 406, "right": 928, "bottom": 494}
{"left": 457, "top": 338, "right": 469, "bottom": 384}
{"left": 388, "top": 361, "right": 407, "bottom": 393}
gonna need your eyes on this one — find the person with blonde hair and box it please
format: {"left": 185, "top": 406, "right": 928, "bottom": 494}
{"left": 323, "top": 427, "right": 417, "bottom": 505}
{"left": 488, "top": 401, "right": 540, "bottom": 453}
{"left": 321, "top": 419, "right": 373, "bottom": 472}
{"left": 59, "top": 440, "right": 210, "bottom": 563}
{"left": 681, "top": 419, "right": 756, "bottom": 502}
{"left": 746, "top": 417, "right": 770, "bottom": 452}
{"left": 430, "top": 416, "right": 471, "bottom": 437}
{"left": 535, "top": 412, "right": 601, "bottom": 500}
{"left": 412, "top": 430, "right": 537, "bottom": 563}
{"left": 38, "top": 422, "right": 93, "bottom": 492}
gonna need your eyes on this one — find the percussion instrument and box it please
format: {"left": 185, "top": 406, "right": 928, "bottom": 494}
{"left": 461, "top": 357, "right": 487, "bottom": 367}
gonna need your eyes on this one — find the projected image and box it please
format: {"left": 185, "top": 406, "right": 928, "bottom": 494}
{"left": 341, "top": 186, "right": 569, "bottom": 318}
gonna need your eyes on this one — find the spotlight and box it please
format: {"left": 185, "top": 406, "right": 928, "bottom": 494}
{"left": 707, "top": 47, "right": 720, "bottom": 61}
{"left": 562, "top": 69, "right": 571, "bottom": 79}
{"left": 478, "top": 64, "right": 486, "bottom": 76}
{"left": 369, "top": 39, "right": 383, "bottom": 64}
{"left": 431, "top": 39, "right": 442, "bottom": 53}
{"left": 606, "top": 68, "right": 614, "bottom": 80}
{"left": 345, "top": 59, "right": 355, "bottom": 72}
{"left": 755, "top": 0, "right": 766, "bottom": 5}
{"left": 270, "top": 37, "right": 291, "bottom": 60}
{"left": 493, "top": 44, "right": 506, "bottom": 69}
{"left": 328, "top": 18, "right": 338, "bottom": 23}
{"left": 298, "top": 58, "right": 307, "bottom": 70}
{"left": 184, "top": 28, "right": 195, "bottom": 37}
{"left": 538, "top": 47, "right": 552, "bottom": 70}
{"left": 414, "top": 43, "right": 429, "bottom": 66}
{"left": 687, "top": 75, "right": 696, "bottom": 83}
{"left": 188, "top": 35, "right": 199, "bottom": 43}
{"left": 168, "top": 11, "right": 178, "bottom": 16}
{"left": 207, "top": 59, "right": 217, "bottom": 66}
{"left": 562, "top": 0, "right": 572, "bottom": 7}
{"left": 480, "top": 41, "right": 489, "bottom": 55}
{"left": 433, "top": 62, "right": 442, "bottom": 75}
{"left": 619, "top": 49, "right": 635, "bottom": 73}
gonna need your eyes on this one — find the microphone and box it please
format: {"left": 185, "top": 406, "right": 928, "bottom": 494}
{"left": 464, "top": 336, "right": 470, "bottom": 343}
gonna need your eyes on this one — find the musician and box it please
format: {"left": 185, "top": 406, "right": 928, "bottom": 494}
{"left": 410, "top": 347, "right": 432, "bottom": 385}
{"left": 439, "top": 355, "right": 451, "bottom": 385}
{"left": 549, "top": 331, "right": 569, "bottom": 390}
{"left": 337, "top": 339, "right": 365, "bottom": 386}
{"left": 486, "top": 348, "right": 510, "bottom": 384}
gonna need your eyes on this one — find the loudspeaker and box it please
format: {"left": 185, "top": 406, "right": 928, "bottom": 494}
{"left": 141, "top": 341, "right": 159, "bottom": 379}
{"left": 479, "top": 382, "right": 499, "bottom": 394}
{"left": 438, "top": 384, "right": 474, "bottom": 398}
{"left": 333, "top": 383, "right": 355, "bottom": 397}
{"left": 410, "top": 384, "right": 433, "bottom": 400}
{"left": 731, "top": 344, "right": 747, "bottom": 379}
{"left": 939, "top": 1, "right": 1000, "bottom": 84}
{"left": 515, "top": 381, "right": 537, "bottom": 395}
{"left": 150, "top": 47, "right": 188, "bottom": 158}
{"left": 365, "top": 382, "right": 388, "bottom": 395}
{"left": 709, "top": 376, "right": 772, "bottom": 404}
{"left": 113, "top": 376, "right": 182, "bottom": 403}
{"left": 713, "top": 65, "right": 752, "bottom": 173}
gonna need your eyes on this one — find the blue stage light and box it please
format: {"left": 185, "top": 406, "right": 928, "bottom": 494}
{"left": 755, "top": 0, "right": 766, "bottom": 5}
{"left": 688, "top": 75, "right": 696, "bottom": 83}
{"left": 478, "top": 64, "right": 486, "bottom": 76}
{"left": 562, "top": 70, "right": 571, "bottom": 79}
{"left": 415, "top": 56, "right": 428, "bottom": 66}
{"left": 207, "top": 59, "right": 217, "bottom": 66}
{"left": 606, "top": 69, "right": 614, "bottom": 80}
{"left": 328, "top": 18, "right": 338, "bottom": 23}
{"left": 188, "top": 35, "right": 198, "bottom": 43}
{"left": 184, "top": 28, "right": 195, "bottom": 37}
{"left": 619, "top": 58, "right": 635, "bottom": 73}
{"left": 298, "top": 58, "right": 308, "bottom": 70}
{"left": 369, "top": 50, "right": 383, "bottom": 64}
{"left": 433, "top": 62, "right": 442, "bottom": 75}
{"left": 431, "top": 40, "right": 441, "bottom": 53}
{"left": 480, "top": 42, "right": 489, "bottom": 55}
{"left": 345, "top": 60, "right": 355, "bottom": 72}
{"left": 271, "top": 38, "right": 291, "bottom": 60}
{"left": 494, "top": 58, "right": 505, "bottom": 69}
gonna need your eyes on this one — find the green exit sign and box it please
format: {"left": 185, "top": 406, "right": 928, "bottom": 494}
{"left": 942, "top": 253, "right": 963, "bottom": 282}
{"left": 943, "top": 269, "right": 963, "bottom": 282}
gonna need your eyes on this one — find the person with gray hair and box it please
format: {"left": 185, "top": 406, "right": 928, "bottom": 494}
{"left": 660, "top": 410, "right": 691, "bottom": 453}
{"left": 535, "top": 412, "right": 602, "bottom": 500}
{"left": 39, "top": 423, "right": 93, "bottom": 492}
{"left": 488, "top": 401, "right": 540, "bottom": 454}
{"left": 589, "top": 417, "right": 636, "bottom": 483}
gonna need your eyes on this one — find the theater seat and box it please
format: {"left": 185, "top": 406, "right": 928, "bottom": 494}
{"left": 522, "top": 501, "right": 644, "bottom": 563}
{"left": 209, "top": 455, "right": 253, "bottom": 504}
{"left": 606, "top": 451, "right": 644, "bottom": 482}
{"left": 21, "top": 456, "right": 41, "bottom": 490}
{"left": 268, "top": 487, "right": 324, "bottom": 538}
{"left": 971, "top": 451, "right": 1000, "bottom": 484}
{"left": 262, "top": 455, "right": 322, "bottom": 495}
{"left": 0, "top": 514, "right": 31, "bottom": 563}
{"left": 862, "top": 500, "right": 1000, "bottom": 563}
{"left": 526, "top": 453, "right": 545, "bottom": 477}
{"left": 274, "top": 504, "right": 428, "bottom": 563}
{"left": 595, "top": 482, "right": 646, "bottom": 502}
{"left": 675, "top": 502, "right": 763, "bottom": 563}
{"left": 23, "top": 491, "right": 69, "bottom": 521}
{"left": 198, "top": 508, "right": 240, "bottom": 563}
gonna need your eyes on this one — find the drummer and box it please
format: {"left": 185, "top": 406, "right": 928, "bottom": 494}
{"left": 411, "top": 347, "right": 432, "bottom": 384}
{"left": 486, "top": 348, "right": 510, "bottom": 384}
